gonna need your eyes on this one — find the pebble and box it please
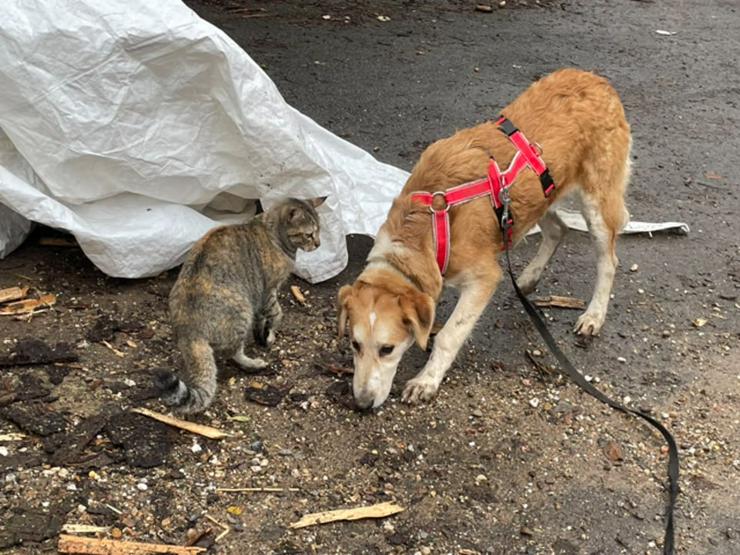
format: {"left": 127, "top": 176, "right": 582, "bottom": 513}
{"left": 630, "top": 263, "right": 639, "bottom": 272}
{"left": 137, "top": 482, "right": 148, "bottom": 491}
{"left": 0, "top": 447, "right": 8, "bottom": 457}
{"left": 191, "top": 442, "right": 202, "bottom": 454}
{"left": 472, "top": 409, "right": 483, "bottom": 418}
{"left": 617, "top": 356, "right": 627, "bottom": 363}
{"left": 529, "top": 398, "right": 540, "bottom": 408}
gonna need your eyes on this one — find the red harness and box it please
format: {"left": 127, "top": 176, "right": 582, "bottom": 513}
{"left": 411, "top": 116, "right": 555, "bottom": 275}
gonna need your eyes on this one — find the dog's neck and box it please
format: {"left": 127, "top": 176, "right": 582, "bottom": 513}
{"left": 364, "top": 229, "right": 443, "bottom": 300}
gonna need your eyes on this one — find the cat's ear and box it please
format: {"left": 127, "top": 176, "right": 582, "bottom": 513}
{"left": 337, "top": 284, "right": 354, "bottom": 338}
{"left": 308, "top": 196, "right": 327, "bottom": 208}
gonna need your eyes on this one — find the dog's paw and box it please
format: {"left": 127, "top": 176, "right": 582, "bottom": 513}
{"left": 402, "top": 377, "right": 439, "bottom": 404}
{"left": 515, "top": 272, "right": 540, "bottom": 296}
{"left": 574, "top": 310, "right": 605, "bottom": 336}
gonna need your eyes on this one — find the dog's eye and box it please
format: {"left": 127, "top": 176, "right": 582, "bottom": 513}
{"left": 379, "top": 345, "right": 394, "bottom": 357}
{"left": 351, "top": 340, "right": 361, "bottom": 352}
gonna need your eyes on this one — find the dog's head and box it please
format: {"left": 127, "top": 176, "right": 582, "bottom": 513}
{"left": 337, "top": 280, "right": 435, "bottom": 409}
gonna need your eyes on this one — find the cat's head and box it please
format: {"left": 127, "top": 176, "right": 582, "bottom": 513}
{"left": 277, "top": 197, "right": 326, "bottom": 252}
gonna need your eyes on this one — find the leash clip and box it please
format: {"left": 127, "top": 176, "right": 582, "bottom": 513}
{"left": 499, "top": 187, "right": 511, "bottom": 229}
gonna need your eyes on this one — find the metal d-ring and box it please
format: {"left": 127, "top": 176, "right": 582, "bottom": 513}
{"left": 430, "top": 190, "right": 450, "bottom": 213}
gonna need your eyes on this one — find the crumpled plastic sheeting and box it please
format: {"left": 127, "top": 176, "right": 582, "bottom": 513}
{"left": 0, "top": 0, "right": 408, "bottom": 283}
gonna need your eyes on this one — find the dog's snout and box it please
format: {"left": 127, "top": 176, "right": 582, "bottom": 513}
{"left": 353, "top": 389, "right": 375, "bottom": 411}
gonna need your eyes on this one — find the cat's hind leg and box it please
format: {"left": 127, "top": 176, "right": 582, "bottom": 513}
{"left": 233, "top": 345, "right": 268, "bottom": 370}
{"left": 253, "top": 291, "right": 282, "bottom": 348}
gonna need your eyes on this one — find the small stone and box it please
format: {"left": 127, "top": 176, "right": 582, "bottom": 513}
{"left": 630, "top": 264, "right": 639, "bottom": 272}
{"left": 322, "top": 14, "right": 331, "bottom": 20}
{"left": 472, "top": 409, "right": 483, "bottom": 418}
{"left": 191, "top": 441, "right": 202, "bottom": 454}
{"left": 531, "top": 349, "right": 542, "bottom": 357}
{"left": 499, "top": 0, "right": 507, "bottom": 7}
{"left": 604, "top": 441, "right": 624, "bottom": 463}
{"left": 137, "top": 482, "right": 148, "bottom": 491}
{"left": 520, "top": 525, "right": 534, "bottom": 537}
{"left": 661, "top": 330, "right": 671, "bottom": 338}
{"left": 617, "top": 356, "right": 627, "bottom": 363}
{"left": 475, "top": 4, "right": 493, "bottom": 13}
{"left": 0, "top": 446, "right": 8, "bottom": 457}
{"left": 529, "top": 398, "right": 540, "bottom": 408}
{"left": 623, "top": 396, "right": 632, "bottom": 404}
{"left": 692, "top": 318, "right": 708, "bottom": 328}
{"left": 111, "top": 527, "right": 123, "bottom": 539}
{"left": 421, "top": 548, "right": 432, "bottom": 555}
{"left": 637, "top": 288, "right": 645, "bottom": 294}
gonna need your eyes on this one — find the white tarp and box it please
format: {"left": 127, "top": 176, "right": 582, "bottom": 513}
{"left": 0, "top": 0, "right": 408, "bottom": 283}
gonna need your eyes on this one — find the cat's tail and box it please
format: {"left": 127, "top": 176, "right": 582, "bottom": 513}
{"left": 155, "top": 338, "right": 217, "bottom": 414}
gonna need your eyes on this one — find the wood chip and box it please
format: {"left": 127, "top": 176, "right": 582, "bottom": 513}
{"left": 532, "top": 295, "right": 586, "bottom": 310}
{"left": 289, "top": 501, "right": 404, "bottom": 529}
{"left": 101, "top": 340, "right": 125, "bottom": 358}
{"left": 216, "top": 486, "right": 300, "bottom": 493}
{"left": 0, "top": 433, "right": 26, "bottom": 441}
{"left": 0, "top": 294, "right": 56, "bottom": 315}
{"left": 290, "top": 285, "right": 306, "bottom": 304}
{"left": 58, "top": 534, "right": 206, "bottom": 554}
{"left": 61, "top": 524, "right": 110, "bottom": 534}
{"left": 0, "top": 286, "right": 29, "bottom": 304}
{"left": 131, "top": 407, "right": 232, "bottom": 440}
{"left": 39, "top": 236, "right": 78, "bottom": 247}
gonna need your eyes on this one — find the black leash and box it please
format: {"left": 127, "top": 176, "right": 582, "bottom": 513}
{"left": 501, "top": 212, "right": 679, "bottom": 554}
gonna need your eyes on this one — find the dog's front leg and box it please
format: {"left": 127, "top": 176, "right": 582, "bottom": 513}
{"left": 402, "top": 280, "right": 497, "bottom": 403}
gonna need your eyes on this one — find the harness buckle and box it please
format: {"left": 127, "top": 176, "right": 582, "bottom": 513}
{"left": 429, "top": 191, "right": 450, "bottom": 213}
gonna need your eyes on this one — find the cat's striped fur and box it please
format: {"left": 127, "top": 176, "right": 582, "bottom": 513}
{"left": 158, "top": 197, "right": 325, "bottom": 414}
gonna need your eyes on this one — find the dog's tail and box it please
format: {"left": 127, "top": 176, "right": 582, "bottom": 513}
{"left": 155, "top": 338, "right": 217, "bottom": 414}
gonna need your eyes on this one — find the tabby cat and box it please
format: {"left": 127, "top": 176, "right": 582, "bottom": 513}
{"left": 158, "top": 197, "right": 325, "bottom": 414}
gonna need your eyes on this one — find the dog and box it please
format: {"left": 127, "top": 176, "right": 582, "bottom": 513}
{"left": 337, "top": 68, "right": 631, "bottom": 409}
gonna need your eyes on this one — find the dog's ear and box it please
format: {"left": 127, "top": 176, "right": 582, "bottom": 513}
{"left": 337, "top": 285, "right": 354, "bottom": 338}
{"left": 309, "top": 196, "right": 327, "bottom": 208}
{"left": 400, "top": 291, "right": 435, "bottom": 351}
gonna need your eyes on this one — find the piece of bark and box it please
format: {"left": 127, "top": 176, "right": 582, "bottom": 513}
{"left": 58, "top": 534, "right": 205, "bottom": 554}
{"left": 0, "top": 294, "right": 56, "bottom": 315}
{"left": 0, "top": 286, "right": 29, "bottom": 304}
{"left": 130, "top": 407, "right": 232, "bottom": 440}
{"left": 532, "top": 295, "right": 586, "bottom": 310}
{"left": 290, "top": 285, "right": 306, "bottom": 304}
{"left": 0, "top": 338, "right": 78, "bottom": 367}
{"left": 38, "top": 237, "right": 78, "bottom": 247}
{"left": 289, "top": 501, "right": 405, "bottom": 529}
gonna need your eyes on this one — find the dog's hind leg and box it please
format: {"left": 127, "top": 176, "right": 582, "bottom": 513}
{"left": 574, "top": 150, "right": 631, "bottom": 336}
{"left": 517, "top": 208, "right": 569, "bottom": 295}
{"left": 402, "top": 274, "right": 499, "bottom": 403}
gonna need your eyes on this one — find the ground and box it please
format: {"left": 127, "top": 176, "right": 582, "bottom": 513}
{"left": 1, "top": 0, "right": 738, "bottom": 554}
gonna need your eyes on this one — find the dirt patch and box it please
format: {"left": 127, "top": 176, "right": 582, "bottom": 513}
{"left": 1, "top": 1, "right": 740, "bottom": 554}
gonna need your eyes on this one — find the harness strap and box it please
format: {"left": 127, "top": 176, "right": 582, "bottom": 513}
{"left": 496, "top": 116, "right": 556, "bottom": 196}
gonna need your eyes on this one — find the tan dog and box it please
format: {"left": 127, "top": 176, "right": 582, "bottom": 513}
{"left": 338, "top": 69, "right": 631, "bottom": 409}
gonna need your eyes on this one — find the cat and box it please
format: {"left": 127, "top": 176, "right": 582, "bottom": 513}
{"left": 157, "top": 196, "right": 326, "bottom": 414}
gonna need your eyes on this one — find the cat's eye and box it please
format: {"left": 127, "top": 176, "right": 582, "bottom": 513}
{"left": 379, "top": 345, "right": 394, "bottom": 357}
{"left": 351, "top": 340, "right": 361, "bottom": 352}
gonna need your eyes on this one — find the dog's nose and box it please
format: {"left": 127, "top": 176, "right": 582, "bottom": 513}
{"left": 353, "top": 390, "right": 374, "bottom": 411}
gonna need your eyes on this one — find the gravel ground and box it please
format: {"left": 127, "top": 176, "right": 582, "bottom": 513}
{"left": 1, "top": 1, "right": 738, "bottom": 554}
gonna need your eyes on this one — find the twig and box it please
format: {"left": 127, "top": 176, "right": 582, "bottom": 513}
{"left": 101, "top": 340, "right": 125, "bottom": 358}
{"left": 289, "top": 501, "right": 405, "bottom": 529}
{"left": 131, "top": 408, "right": 233, "bottom": 440}
{"left": 57, "top": 534, "right": 205, "bottom": 554}
{"left": 216, "top": 486, "right": 300, "bottom": 493}
{"left": 61, "top": 524, "right": 110, "bottom": 534}
{"left": 204, "top": 514, "right": 230, "bottom": 543}
{"left": 104, "top": 504, "right": 123, "bottom": 515}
